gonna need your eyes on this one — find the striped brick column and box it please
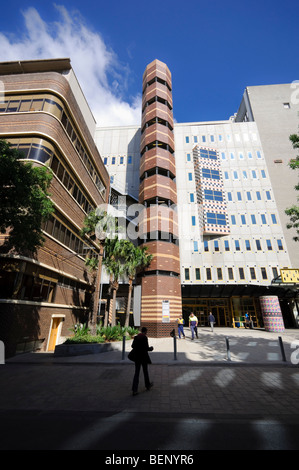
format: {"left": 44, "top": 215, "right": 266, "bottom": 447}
{"left": 139, "top": 59, "right": 182, "bottom": 337}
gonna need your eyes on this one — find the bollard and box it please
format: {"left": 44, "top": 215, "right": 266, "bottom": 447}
{"left": 226, "top": 337, "right": 231, "bottom": 361}
{"left": 173, "top": 335, "right": 177, "bottom": 361}
{"left": 278, "top": 336, "right": 286, "bottom": 362}
{"left": 122, "top": 335, "right": 126, "bottom": 360}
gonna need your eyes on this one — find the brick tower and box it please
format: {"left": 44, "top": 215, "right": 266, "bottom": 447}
{"left": 138, "top": 59, "right": 182, "bottom": 337}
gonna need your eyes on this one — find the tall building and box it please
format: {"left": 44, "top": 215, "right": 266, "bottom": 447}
{"left": 96, "top": 61, "right": 299, "bottom": 332}
{"left": 0, "top": 59, "right": 109, "bottom": 357}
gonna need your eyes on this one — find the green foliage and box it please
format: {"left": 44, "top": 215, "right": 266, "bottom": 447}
{"left": 286, "top": 133, "right": 299, "bottom": 241}
{"left": 0, "top": 139, "right": 54, "bottom": 254}
{"left": 65, "top": 322, "right": 138, "bottom": 344}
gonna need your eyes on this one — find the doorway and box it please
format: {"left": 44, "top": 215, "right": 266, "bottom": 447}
{"left": 48, "top": 316, "right": 64, "bottom": 351}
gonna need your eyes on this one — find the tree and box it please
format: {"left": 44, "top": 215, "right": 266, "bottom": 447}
{"left": 285, "top": 133, "right": 299, "bottom": 242}
{"left": 0, "top": 139, "right": 54, "bottom": 254}
{"left": 120, "top": 241, "right": 152, "bottom": 327}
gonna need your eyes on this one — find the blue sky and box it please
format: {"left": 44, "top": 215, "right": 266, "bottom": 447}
{"left": 0, "top": 0, "right": 298, "bottom": 126}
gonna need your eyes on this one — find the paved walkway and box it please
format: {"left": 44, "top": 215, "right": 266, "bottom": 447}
{"left": 2, "top": 328, "right": 299, "bottom": 450}
{"left": 7, "top": 326, "right": 299, "bottom": 365}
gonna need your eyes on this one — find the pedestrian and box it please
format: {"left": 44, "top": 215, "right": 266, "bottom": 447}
{"left": 244, "top": 312, "right": 250, "bottom": 329}
{"left": 208, "top": 311, "right": 216, "bottom": 332}
{"left": 177, "top": 315, "right": 186, "bottom": 339}
{"left": 189, "top": 312, "right": 198, "bottom": 340}
{"left": 129, "top": 327, "right": 154, "bottom": 396}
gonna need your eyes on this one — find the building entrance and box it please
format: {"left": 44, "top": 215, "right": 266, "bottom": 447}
{"left": 182, "top": 299, "right": 230, "bottom": 327}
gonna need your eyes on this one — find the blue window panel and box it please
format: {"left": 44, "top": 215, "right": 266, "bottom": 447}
{"left": 245, "top": 240, "right": 251, "bottom": 250}
{"left": 186, "top": 136, "right": 189, "bottom": 143}
{"left": 193, "top": 241, "right": 198, "bottom": 252}
{"left": 277, "top": 239, "right": 283, "bottom": 250}
{"left": 256, "top": 191, "right": 261, "bottom": 200}
{"left": 187, "top": 153, "right": 191, "bottom": 161}
{"left": 266, "top": 239, "right": 272, "bottom": 250}
{"left": 120, "top": 156, "right": 124, "bottom": 164}
{"left": 231, "top": 215, "right": 236, "bottom": 225}
{"left": 103, "top": 157, "right": 108, "bottom": 165}
{"left": 271, "top": 214, "right": 277, "bottom": 224}
{"left": 227, "top": 192, "right": 232, "bottom": 201}
{"left": 202, "top": 168, "right": 220, "bottom": 179}
{"left": 191, "top": 216, "right": 196, "bottom": 226}
{"left": 112, "top": 157, "right": 116, "bottom": 165}
{"left": 251, "top": 214, "right": 256, "bottom": 224}
{"left": 247, "top": 191, "right": 252, "bottom": 200}
{"left": 206, "top": 212, "right": 226, "bottom": 225}
{"left": 261, "top": 214, "right": 267, "bottom": 224}
{"left": 128, "top": 156, "right": 132, "bottom": 164}
{"left": 235, "top": 240, "right": 240, "bottom": 251}
{"left": 188, "top": 173, "right": 193, "bottom": 181}
{"left": 224, "top": 240, "right": 230, "bottom": 251}
{"left": 204, "top": 189, "right": 223, "bottom": 201}
{"left": 261, "top": 170, "right": 266, "bottom": 178}
{"left": 266, "top": 191, "right": 271, "bottom": 200}
{"left": 256, "top": 239, "right": 262, "bottom": 250}
{"left": 204, "top": 240, "right": 209, "bottom": 251}
{"left": 241, "top": 214, "right": 246, "bottom": 224}
{"left": 190, "top": 193, "right": 194, "bottom": 202}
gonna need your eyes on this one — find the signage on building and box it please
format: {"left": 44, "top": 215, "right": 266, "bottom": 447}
{"left": 280, "top": 269, "right": 299, "bottom": 284}
{"left": 162, "top": 300, "right": 170, "bottom": 323}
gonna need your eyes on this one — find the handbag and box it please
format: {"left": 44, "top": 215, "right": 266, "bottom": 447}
{"left": 128, "top": 349, "right": 136, "bottom": 361}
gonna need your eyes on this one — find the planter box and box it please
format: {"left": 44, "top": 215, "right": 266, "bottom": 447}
{"left": 54, "top": 341, "right": 123, "bottom": 357}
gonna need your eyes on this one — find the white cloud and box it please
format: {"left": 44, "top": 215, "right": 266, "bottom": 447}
{"left": 0, "top": 5, "right": 141, "bottom": 126}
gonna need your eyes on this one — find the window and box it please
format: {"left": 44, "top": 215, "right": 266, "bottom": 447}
{"left": 224, "top": 240, "right": 230, "bottom": 251}
{"left": 219, "top": 135, "right": 223, "bottom": 142}
{"left": 241, "top": 214, "right": 246, "bottom": 224}
{"left": 271, "top": 214, "right": 277, "bottom": 224}
{"left": 204, "top": 189, "right": 223, "bottom": 201}
{"left": 266, "top": 191, "right": 271, "bottom": 200}
{"left": 191, "top": 216, "right": 196, "bottom": 226}
{"left": 217, "top": 268, "right": 223, "bottom": 280}
{"left": 256, "top": 191, "right": 261, "bottom": 200}
{"left": 261, "top": 267, "right": 268, "bottom": 280}
{"left": 185, "top": 268, "right": 190, "bottom": 280}
{"left": 261, "top": 170, "right": 266, "bottom": 178}
{"left": 111, "top": 157, "right": 116, "bottom": 165}
{"left": 277, "top": 239, "right": 284, "bottom": 250}
{"left": 187, "top": 153, "right": 191, "bottom": 161}
{"left": 103, "top": 157, "right": 108, "bottom": 165}
{"left": 247, "top": 192, "right": 252, "bottom": 201}
{"left": 257, "top": 151, "right": 262, "bottom": 159}
{"left": 245, "top": 240, "right": 251, "bottom": 251}
{"left": 239, "top": 152, "right": 244, "bottom": 160}
{"left": 266, "top": 239, "right": 272, "bottom": 250}
{"left": 206, "top": 268, "right": 212, "bottom": 280}
{"left": 214, "top": 240, "right": 219, "bottom": 251}
{"left": 255, "top": 239, "right": 262, "bottom": 250}
{"left": 272, "top": 267, "right": 278, "bottom": 278}
{"left": 231, "top": 215, "right": 236, "bottom": 225}
{"left": 261, "top": 214, "right": 267, "bottom": 224}
{"left": 188, "top": 173, "right": 193, "bottom": 181}
{"left": 194, "top": 136, "right": 198, "bottom": 143}
{"left": 202, "top": 168, "right": 220, "bottom": 180}
{"left": 248, "top": 152, "right": 253, "bottom": 159}
{"left": 204, "top": 240, "right": 209, "bottom": 252}
{"left": 251, "top": 214, "right": 256, "bottom": 224}
{"left": 235, "top": 240, "right": 240, "bottom": 251}
{"left": 250, "top": 267, "right": 256, "bottom": 280}
{"left": 283, "top": 102, "right": 290, "bottom": 108}
{"left": 193, "top": 241, "right": 198, "bottom": 252}
{"left": 195, "top": 268, "right": 200, "bottom": 280}
{"left": 224, "top": 171, "right": 229, "bottom": 179}
{"left": 128, "top": 156, "right": 132, "bottom": 164}
{"left": 202, "top": 135, "right": 206, "bottom": 143}
{"left": 242, "top": 170, "right": 247, "bottom": 179}
{"left": 206, "top": 212, "right": 227, "bottom": 225}
{"left": 210, "top": 135, "right": 215, "bottom": 142}
{"left": 120, "top": 156, "right": 124, "bottom": 164}
{"left": 227, "top": 192, "right": 232, "bottom": 201}
{"left": 221, "top": 152, "right": 226, "bottom": 160}
{"left": 230, "top": 152, "right": 235, "bottom": 160}
{"left": 228, "top": 268, "right": 234, "bottom": 280}
{"left": 233, "top": 171, "right": 238, "bottom": 179}
{"left": 252, "top": 170, "right": 257, "bottom": 178}
{"left": 190, "top": 193, "right": 195, "bottom": 202}
{"left": 185, "top": 136, "right": 189, "bottom": 143}
{"left": 237, "top": 192, "right": 242, "bottom": 201}
{"left": 239, "top": 267, "right": 245, "bottom": 280}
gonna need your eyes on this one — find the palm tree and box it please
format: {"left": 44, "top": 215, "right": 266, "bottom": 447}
{"left": 120, "top": 241, "right": 153, "bottom": 327}
{"left": 80, "top": 209, "right": 115, "bottom": 332}
{"left": 102, "top": 237, "right": 127, "bottom": 326}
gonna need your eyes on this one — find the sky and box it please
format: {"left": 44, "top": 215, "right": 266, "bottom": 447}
{"left": 0, "top": 0, "right": 298, "bottom": 127}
